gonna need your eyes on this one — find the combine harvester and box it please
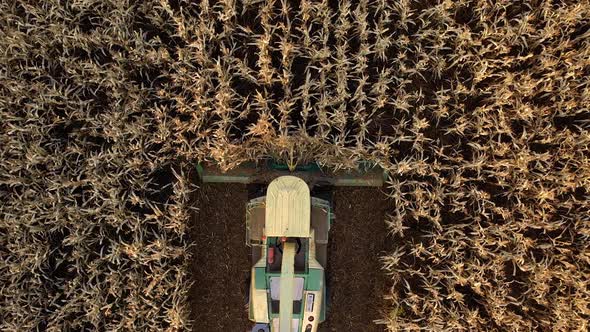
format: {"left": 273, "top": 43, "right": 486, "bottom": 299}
{"left": 198, "top": 161, "right": 385, "bottom": 332}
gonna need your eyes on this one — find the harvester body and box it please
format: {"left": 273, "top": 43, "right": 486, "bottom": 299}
{"left": 247, "top": 176, "right": 329, "bottom": 332}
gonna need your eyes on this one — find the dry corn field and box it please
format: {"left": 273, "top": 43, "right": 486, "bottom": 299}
{"left": 1, "top": 0, "right": 589, "bottom": 331}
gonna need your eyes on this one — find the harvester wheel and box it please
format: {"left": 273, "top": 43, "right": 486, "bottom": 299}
{"left": 247, "top": 184, "right": 266, "bottom": 200}
{"left": 245, "top": 276, "right": 251, "bottom": 305}
{"left": 325, "top": 281, "right": 331, "bottom": 311}
{"left": 311, "top": 185, "right": 333, "bottom": 202}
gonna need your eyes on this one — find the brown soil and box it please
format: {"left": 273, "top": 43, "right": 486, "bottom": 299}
{"left": 188, "top": 183, "right": 251, "bottom": 331}
{"left": 189, "top": 184, "right": 391, "bottom": 332}
{"left": 323, "top": 188, "right": 391, "bottom": 331}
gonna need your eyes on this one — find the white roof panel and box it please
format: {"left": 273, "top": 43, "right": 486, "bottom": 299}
{"left": 265, "top": 176, "right": 311, "bottom": 237}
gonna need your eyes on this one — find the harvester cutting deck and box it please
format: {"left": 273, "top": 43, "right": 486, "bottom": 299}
{"left": 198, "top": 161, "right": 385, "bottom": 332}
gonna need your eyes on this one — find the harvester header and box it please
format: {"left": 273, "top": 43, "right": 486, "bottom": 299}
{"left": 197, "top": 160, "right": 386, "bottom": 187}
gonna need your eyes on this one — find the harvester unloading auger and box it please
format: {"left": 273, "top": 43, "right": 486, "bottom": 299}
{"left": 198, "top": 160, "right": 386, "bottom": 332}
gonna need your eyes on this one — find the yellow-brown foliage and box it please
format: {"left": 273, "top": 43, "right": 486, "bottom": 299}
{"left": 1, "top": 0, "right": 589, "bottom": 331}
